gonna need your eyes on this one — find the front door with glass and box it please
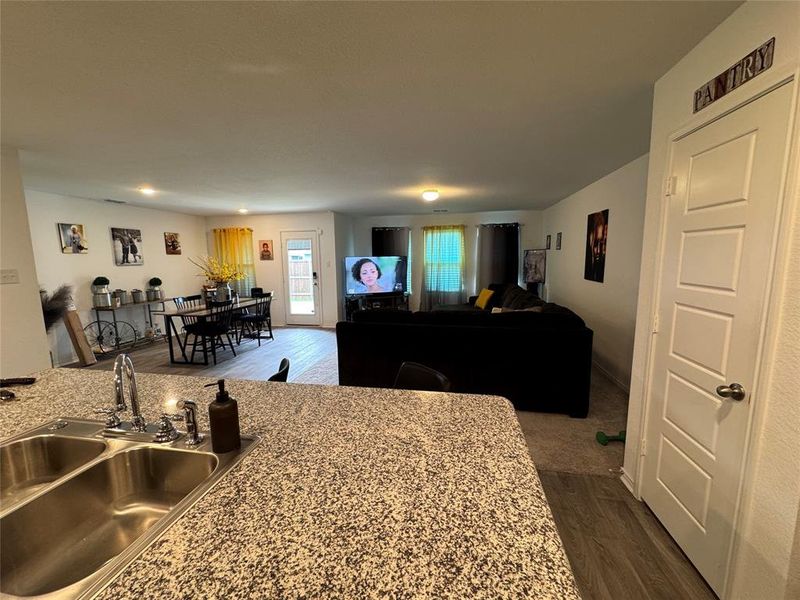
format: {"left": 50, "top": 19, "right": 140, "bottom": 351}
{"left": 280, "top": 231, "right": 321, "bottom": 326}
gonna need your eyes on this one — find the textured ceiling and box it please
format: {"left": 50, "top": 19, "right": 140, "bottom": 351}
{"left": 1, "top": 1, "right": 740, "bottom": 215}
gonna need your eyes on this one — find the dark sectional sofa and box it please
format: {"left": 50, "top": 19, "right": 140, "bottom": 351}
{"left": 336, "top": 284, "right": 593, "bottom": 417}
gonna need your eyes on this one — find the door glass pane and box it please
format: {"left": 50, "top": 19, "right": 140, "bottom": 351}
{"left": 287, "top": 239, "right": 314, "bottom": 315}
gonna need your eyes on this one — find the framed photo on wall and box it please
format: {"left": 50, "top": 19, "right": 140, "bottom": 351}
{"left": 58, "top": 223, "right": 88, "bottom": 254}
{"left": 259, "top": 240, "right": 274, "bottom": 261}
{"left": 556, "top": 232, "right": 562, "bottom": 250}
{"left": 523, "top": 249, "right": 546, "bottom": 284}
{"left": 546, "top": 234, "right": 551, "bottom": 250}
{"left": 111, "top": 227, "right": 143, "bottom": 265}
{"left": 164, "top": 232, "right": 181, "bottom": 255}
{"left": 584, "top": 209, "right": 609, "bottom": 283}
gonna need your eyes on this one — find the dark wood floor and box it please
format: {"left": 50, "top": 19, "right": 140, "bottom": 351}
{"left": 539, "top": 471, "right": 717, "bottom": 600}
{"left": 80, "top": 326, "right": 338, "bottom": 382}
{"left": 76, "top": 327, "right": 716, "bottom": 600}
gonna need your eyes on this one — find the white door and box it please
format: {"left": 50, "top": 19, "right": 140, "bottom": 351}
{"left": 280, "top": 231, "right": 322, "bottom": 326}
{"left": 641, "top": 82, "right": 793, "bottom": 595}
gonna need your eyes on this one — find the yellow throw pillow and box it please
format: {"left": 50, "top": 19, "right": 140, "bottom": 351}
{"left": 474, "top": 288, "right": 495, "bottom": 310}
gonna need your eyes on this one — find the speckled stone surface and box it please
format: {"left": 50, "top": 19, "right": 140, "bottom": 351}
{"left": 0, "top": 368, "right": 580, "bottom": 599}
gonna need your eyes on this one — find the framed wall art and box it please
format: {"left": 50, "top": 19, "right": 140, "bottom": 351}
{"left": 58, "top": 223, "right": 87, "bottom": 254}
{"left": 111, "top": 227, "right": 144, "bottom": 266}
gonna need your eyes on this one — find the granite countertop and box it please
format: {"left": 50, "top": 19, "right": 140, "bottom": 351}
{"left": 0, "top": 368, "right": 580, "bottom": 599}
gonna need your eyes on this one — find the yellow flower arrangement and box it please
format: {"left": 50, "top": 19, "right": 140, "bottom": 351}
{"left": 189, "top": 256, "right": 245, "bottom": 283}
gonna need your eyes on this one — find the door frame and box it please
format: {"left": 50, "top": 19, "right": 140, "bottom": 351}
{"left": 279, "top": 229, "right": 323, "bottom": 326}
{"left": 630, "top": 65, "right": 800, "bottom": 599}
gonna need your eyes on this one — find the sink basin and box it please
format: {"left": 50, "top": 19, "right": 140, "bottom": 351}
{"left": 0, "top": 418, "right": 259, "bottom": 599}
{"left": 0, "top": 434, "right": 107, "bottom": 510}
{"left": 1, "top": 447, "right": 217, "bottom": 597}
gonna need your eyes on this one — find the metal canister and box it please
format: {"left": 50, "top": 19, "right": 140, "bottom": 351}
{"left": 112, "top": 289, "right": 130, "bottom": 305}
{"left": 131, "top": 289, "right": 145, "bottom": 303}
{"left": 92, "top": 291, "right": 112, "bottom": 308}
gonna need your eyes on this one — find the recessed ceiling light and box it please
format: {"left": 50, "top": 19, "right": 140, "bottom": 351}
{"left": 138, "top": 186, "right": 156, "bottom": 196}
{"left": 422, "top": 189, "right": 439, "bottom": 202}
{"left": 237, "top": 208, "right": 249, "bottom": 214}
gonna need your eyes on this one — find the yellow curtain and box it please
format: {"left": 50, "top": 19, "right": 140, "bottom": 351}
{"left": 212, "top": 227, "right": 256, "bottom": 297}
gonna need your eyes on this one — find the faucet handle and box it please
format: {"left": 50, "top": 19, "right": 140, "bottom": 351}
{"left": 153, "top": 414, "right": 181, "bottom": 443}
{"left": 94, "top": 406, "right": 122, "bottom": 429}
{"left": 176, "top": 400, "right": 203, "bottom": 446}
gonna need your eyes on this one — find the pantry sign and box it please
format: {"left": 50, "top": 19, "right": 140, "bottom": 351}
{"left": 694, "top": 37, "right": 775, "bottom": 113}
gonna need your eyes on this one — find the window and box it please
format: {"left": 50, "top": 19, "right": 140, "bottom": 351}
{"left": 212, "top": 227, "right": 256, "bottom": 297}
{"left": 420, "top": 225, "right": 465, "bottom": 310}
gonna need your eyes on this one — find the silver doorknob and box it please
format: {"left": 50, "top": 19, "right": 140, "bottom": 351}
{"left": 716, "top": 383, "right": 746, "bottom": 401}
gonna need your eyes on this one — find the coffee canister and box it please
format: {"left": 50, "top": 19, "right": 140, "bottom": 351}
{"left": 131, "top": 289, "right": 145, "bottom": 303}
{"left": 112, "top": 289, "right": 130, "bottom": 305}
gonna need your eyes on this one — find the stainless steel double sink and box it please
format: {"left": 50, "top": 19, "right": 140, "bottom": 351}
{"left": 0, "top": 418, "right": 259, "bottom": 599}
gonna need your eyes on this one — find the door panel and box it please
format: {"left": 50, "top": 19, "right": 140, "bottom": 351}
{"left": 642, "top": 82, "right": 793, "bottom": 595}
{"left": 280, "top": 231, "right": 321, "bottom": 326}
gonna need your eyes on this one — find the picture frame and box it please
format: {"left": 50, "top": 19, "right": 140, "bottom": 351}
{"left": 259, "top": 240, "right": 274, "bottom": 261}
{"left": 584, "top": 209, "right": 609, "bottom": 283}
{"left": 164, "top": 232, "right": 181, "bottom": 255}
{"left": 111, "top": 227, "right": 144, "bottom": 266}
{"left": 523, "top": 249, "right": 546, "bottom": 283}
{"left": 546, "top": 234, "right": 551, "bottom": 250}
{"left": 556, "top": 232, "right": 562, "bottom": 250}
{"left": 58, "top": 223, "right": 88, "bottom": 254}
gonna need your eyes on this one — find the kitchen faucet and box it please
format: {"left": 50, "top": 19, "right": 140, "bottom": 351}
{"left": 95, "top": 353, "right": 146, "bottom": 431}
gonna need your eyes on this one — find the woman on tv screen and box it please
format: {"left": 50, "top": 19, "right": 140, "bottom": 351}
{"left": 351, "top": 258, "right": 388, "bottom": 293}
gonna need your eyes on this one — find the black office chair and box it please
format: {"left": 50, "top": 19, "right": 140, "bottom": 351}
{"left": 393, "top": 361, "right": 451, "bottom": 392}
{"left": 268, "top": 358, "right": 290, "bottom": 382}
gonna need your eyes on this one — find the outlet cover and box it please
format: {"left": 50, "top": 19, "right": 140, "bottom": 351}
{"left": 0, "top": 269, "right": 20, "bottom": 284}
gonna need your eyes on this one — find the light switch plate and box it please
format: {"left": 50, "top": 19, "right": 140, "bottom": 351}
{"left": 0, "top": 269, "right": 20, "bottom": 284}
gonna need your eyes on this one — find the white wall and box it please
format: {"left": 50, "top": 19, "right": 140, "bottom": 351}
{"left": 204, "top": 212, "right": 339, "bottom": 328}
{"left": 25, "top": 190, "right": 208, "bottom": 366}
{"left": 542, "top": 154, "right": 648, "bottom": 389}
{"left": 352, "top": 209, "right": 544, "bottom": 311}
{"left": 333, "top": 212, "right": 355, "bottom": 321}
{"left": 622, "top": 3, "right": 800, "bottom": 599}
{"left": 0, "top": 147, "right": 51, "bottom": 376}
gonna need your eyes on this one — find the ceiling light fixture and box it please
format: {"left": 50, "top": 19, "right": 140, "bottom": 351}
{"left": 422, "top": 189, "right": 440, "bottom": 202}
{"left": 138, "top": 186, "right": 156, "bottom": 196}
{"left": 237, "top": 208, "right": 249, "bottom": 214}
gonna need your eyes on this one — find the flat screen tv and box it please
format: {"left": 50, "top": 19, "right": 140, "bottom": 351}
{"left": 344, "top": 256, "right": 408, "bottom": 295}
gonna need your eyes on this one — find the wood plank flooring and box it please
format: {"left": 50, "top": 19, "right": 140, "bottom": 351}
{"left": 74, "top": 326, "right": 716, "bottom": 600}
{"left": 80, "top": 327, "right": 338, "bottom": 382}
{"left": 539, "top": 471, "right": 717, "bottom": 600}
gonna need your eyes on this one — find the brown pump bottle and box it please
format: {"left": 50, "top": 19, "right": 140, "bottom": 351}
{"left": 205, "top": 379, "right": 241, "bottom": 453}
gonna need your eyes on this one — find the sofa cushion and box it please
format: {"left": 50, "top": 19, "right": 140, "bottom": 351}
{"left": 474, "top": 288, "right": 495, "bottom": 310}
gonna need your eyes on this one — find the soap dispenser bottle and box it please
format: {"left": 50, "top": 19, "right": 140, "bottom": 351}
{"left": 205, "top": 379, "right": 241, "bottom": 453}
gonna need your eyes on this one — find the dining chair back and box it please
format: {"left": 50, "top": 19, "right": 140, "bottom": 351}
{"left": 268, "top": 358, "right": 290, "bottom": 382}
{"left": 393, "top": 361, "right": 451, "bottom": 392}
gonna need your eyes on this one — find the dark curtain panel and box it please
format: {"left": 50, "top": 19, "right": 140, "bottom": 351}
{"left": 372, "top": 227, "right": 409, "bottom": 256}
{"left": 477, "top": 223, "right": 520, "bottom": 290}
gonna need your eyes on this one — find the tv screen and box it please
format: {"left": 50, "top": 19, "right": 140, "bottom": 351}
{"left": 345, "top": 256, "right": 408, "bottom": 295}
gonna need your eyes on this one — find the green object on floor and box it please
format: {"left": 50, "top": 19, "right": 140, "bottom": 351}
{"left": 596, "top": 430, "right": 626, "bottom": 446}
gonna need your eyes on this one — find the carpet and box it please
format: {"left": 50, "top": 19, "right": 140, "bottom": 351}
{"left": 516, "top": 366, "right": 628, "bottom": 477}
{"left": 292, "top": 351, "right": 340, "bottom": 385}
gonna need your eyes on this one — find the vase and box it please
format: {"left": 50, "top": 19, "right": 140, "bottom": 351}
{"left": 214, "top": 281, "right": 234, "bottom": 302}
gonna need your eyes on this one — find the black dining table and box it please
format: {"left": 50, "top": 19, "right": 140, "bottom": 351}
{"left": 151, "top": 297, "right": 261, "bottom": 364}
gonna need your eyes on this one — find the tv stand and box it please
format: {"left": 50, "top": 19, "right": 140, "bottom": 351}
{"left": 345, "top": 292, "right": 409, "bottom": 321}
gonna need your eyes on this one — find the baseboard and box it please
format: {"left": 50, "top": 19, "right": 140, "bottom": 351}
{"left": 620, "top": 468, "right": 638, "bottom": 498}
{"left": 592, "top": 359, "right": 630, "bottom": 394}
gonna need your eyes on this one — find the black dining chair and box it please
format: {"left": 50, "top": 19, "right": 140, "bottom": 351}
{"left": 250, "top": 287, "right": 264, "bottom": 297}
{"left": 186, "top": 300, "right": 237, "bottom": 365}
{"left": 237, "top": 293, "right": 273, "bottom": 345}
{"left": 268, "top": 358, "right": 290, "bottom": 382}
{"left": 393, "top": 361, "right": 451, "bottom": 392}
